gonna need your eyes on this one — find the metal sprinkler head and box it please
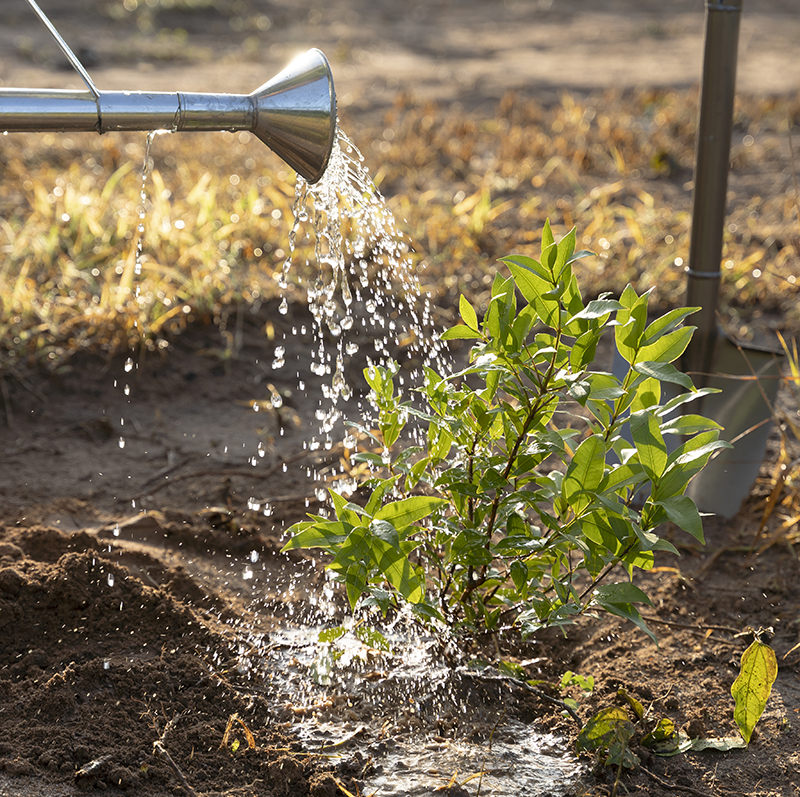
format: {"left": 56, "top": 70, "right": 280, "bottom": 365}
{"left": 247, "top": 49, "right": 337, "bottom": 184}
{"left": 1, "top": 1, "right": 337, "bottom": 184}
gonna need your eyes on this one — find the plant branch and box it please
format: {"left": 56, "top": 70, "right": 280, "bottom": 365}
{"left": 152, "top": 713, "right": 198, "bottom": 797}
{"left": 578, "top": 540, "right": 636, "bottom": 601}
{"left": 640, "top": 765, "right": 716, "bottom": 797}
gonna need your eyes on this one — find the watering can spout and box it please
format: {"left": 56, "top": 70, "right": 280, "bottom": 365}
{"left": 0, "top": 48, "right": 337, "bottom": 184}
{"left": 250, "top": 49, "right": 337, "bottom": 184}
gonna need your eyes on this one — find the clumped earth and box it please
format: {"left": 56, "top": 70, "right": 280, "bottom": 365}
{"left": 2, "top": 2, "right": 800, "bottom": 796}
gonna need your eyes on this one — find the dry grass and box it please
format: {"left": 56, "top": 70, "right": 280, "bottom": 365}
{"left": 1, "top": 87, "right": 799, "bottom": 374}
{"left": 360, "top": 89, "right": 800, "bottom": 332}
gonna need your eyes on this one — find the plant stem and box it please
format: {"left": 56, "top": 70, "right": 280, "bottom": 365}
{"left": 578, "top": 540, "right": 636, "bottom": 602}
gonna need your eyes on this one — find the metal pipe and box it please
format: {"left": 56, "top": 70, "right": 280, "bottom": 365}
{"left": 682, "top": 0, "right": 743, "bottom": 379}
{"left": 2, "top": 3, "right": 336, "bottom": 183}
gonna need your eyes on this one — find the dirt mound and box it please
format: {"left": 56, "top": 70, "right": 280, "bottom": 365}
{"left": 0, "top": 524, "right": 359, "bottom": 796}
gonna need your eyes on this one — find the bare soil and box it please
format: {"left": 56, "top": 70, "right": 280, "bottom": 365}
{"left": 1, "top": 2, "right": 800, "bottom": 797}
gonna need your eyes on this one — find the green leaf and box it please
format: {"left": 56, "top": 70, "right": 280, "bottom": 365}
{"left": 365, "top": 476, "right": 400, "bottom": 516}
{"left": 560, "top": 670, "right": 594, "bottom": 694}
{"left": 459, "top": 294, "right": 479, "bottom": 330}
{"left": 597, "top": 600, "right": 657, "bottom": 644}
{"left": 375, "top": 496, "right": 448, "bottom": 526}
{"left": 553, "top": 227, "right": 577, "bottom": 280}
{"left": 617, "top": 688, "right": 645, "bottom": 720}
{"left": 353, "top": 451, "right": 388, "bottom": 467}
{"left": 499, "top": 254, "right": 550, "bottom": 282}
{"left": 656, "top": 386, "right": 720, "bottom": 417}
{"left": 371, "top": 537, "right": 425, "bottom": 604}
{"left": 570, "top": 328, "right": 602, "bottom": 371}
{"left": 498, "top": 660, "right": 528, "bottom": 680}
{"left": 615, "top": 285, "right": 649, "bottom": 364}
{"left": 631, "top": 411, "right": 668, "bottom": 482}
{"left": 638, "top": 326, "right": 695, "bottom": 364}
{"left": 731, "top": 640, "right": 778, "bottom": 744}
{"left": 641, "top": 307, "right": 699, "bottom": 345}
{"left": 281, "top": 522, "right": 349, "bottom": 551}
{"left": 355, "top": 626, "right": 393, "bottom": 652}
{"left": 318, "top": 626, "right": 347, "bottom": 644}
{"left": 370, "top": 518, "right": 400, "bottom": 549}
{"left": 641, "top": 717, "right": 676, "bottom": 748}
{"left": 344, "top": 562, "right": 368, "bottom": 610}
{"left": 655, "top": 495, "right": 705, "bottom": 543}
{"left": 660, "top": 414, "right": 723, "bottom": 436}
{"left": 601, "top": 462, "right": 647, "bottom": 494}
{"left": 510, "top": 559, "right": 529, "bottom": 593}
{"left": 594, "top": 584, "right": 656, "bottom": 643}
{"left": 567, "top": 298, "right": 624, "bottom": 323}
{"left": 541, "top": 218, "right": 555, "bottom": 263}
{"left": 562, "top": 434, "right": 606, "bottom": 513}
{"left": 441, "top": 324, "right": 483, "bottom": 341}
{"left": 633, "top": 360, "right": 695, "bottom": 391}
{"left": 594, "top": 582, "right": 653, "bottom": 607}
{"left": 576, "top": 707, "right": 639, "bottom": 769}
{"left": 484, "top": 274, "right": 515, "bottom": 340}
{"left": 566, "top": 249, "right": 595, "bottom": 266}
{"left": 504, "top": 258, "right": 559, "bottom": 327}
{"left": 330, "top": 489, "right": 365, "bottom": 527}
{"left": 629, "top": 376, "right": 661, "bottom": 414}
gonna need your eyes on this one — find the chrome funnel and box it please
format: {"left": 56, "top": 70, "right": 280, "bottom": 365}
{"left": 1, "top": 1, "right": 336, "bottom": 183}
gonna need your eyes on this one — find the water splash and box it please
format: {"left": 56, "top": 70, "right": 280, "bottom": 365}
{"left": 232, "top": 602, "right": 583, "bottom": 797}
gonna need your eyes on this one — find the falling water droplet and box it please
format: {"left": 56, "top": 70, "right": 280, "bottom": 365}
{"left": 107, "top": 572, "right": 115, "bottom": 587}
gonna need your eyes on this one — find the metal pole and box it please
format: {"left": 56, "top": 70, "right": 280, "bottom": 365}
{"left": 682, "top": 0, "right": 743, "bottom": 380}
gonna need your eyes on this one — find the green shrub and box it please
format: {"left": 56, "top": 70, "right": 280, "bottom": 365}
{"left": 283, "top": 221, "right": 730, "bottom": 642}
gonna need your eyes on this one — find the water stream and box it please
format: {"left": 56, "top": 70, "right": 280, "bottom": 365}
{"left": 275, "top": 127, "right": 445, "bottom": 453}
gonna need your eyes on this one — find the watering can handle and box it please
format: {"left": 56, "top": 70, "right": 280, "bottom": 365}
{"left": 25, "top": 0, "right": 100, "bottom": 99}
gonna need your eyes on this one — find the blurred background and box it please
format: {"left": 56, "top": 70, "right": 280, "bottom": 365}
{"left": 0, "top": 0, "right": 798, "bottom": 365}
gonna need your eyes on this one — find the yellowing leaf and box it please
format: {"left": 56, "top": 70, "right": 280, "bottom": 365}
{"left": 731, "top": 640, "right": 778, "bottom": 744}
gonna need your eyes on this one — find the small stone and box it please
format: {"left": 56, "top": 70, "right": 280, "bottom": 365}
{"left": 0, "top": 568, "right": 25, "bottom": 596}
{"left": 0, "top": 543, "right": 23, "bottom": 560}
